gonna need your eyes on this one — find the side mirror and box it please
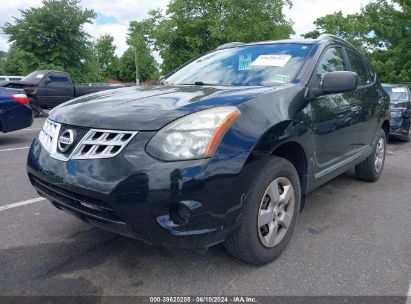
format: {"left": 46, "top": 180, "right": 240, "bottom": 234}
{"left": 45, "top": 78, "right": 51, "bottom": 85}
{"left": 306, "top": 71, "right": 358, "bottom": 99}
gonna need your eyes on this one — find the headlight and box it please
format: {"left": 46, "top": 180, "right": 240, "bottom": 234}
{"left": 146, "top": 107, "right": 240, "bottom": 161}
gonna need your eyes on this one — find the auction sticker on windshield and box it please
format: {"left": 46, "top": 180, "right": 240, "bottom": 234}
{"left": 251, "top": 55, "right": 292, "bottom": 67}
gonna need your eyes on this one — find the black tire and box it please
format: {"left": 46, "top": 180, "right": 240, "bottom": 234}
{"left": 355, "top": 129, "right": 387, "bottom": 182}
{"left": 224, "top": 157, "right": 301, "bottom": 265}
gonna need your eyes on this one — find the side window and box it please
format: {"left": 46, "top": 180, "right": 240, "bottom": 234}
{"left": 346, "top": 51, "right": 370, "bottom": 87}
{"left": 48, "top": 73, "right": 69, "bottom": 84}
{"left": 316, "top": 47, "right": 348, "bottom": 87}
{"left": 367, "top": 62, "right": 376, "bottom": 82}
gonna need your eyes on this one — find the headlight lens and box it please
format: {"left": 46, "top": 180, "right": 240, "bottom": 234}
{"left": 146, "top": 106, "right": 240, "bottom": 161}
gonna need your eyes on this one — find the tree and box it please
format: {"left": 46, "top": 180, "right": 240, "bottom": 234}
{"left": 304, "top": 0, "right": 411, "bottom": 82}
{"left": 0, "top": 46, "right": 26, "bottom": 75}
{"left": 95, "top": 34, "right": 119, "bottom": 81}
{"left": 303, "top": 11, "right": 369, "bottom": 51}
{"left": 141, "top": 0, "right": 294, "bottom": 74}
{"left": 3, "top": 0, "right": 100, "bottom": 82}
{"left": 118, "top": 47, "right": 158, "bottom": 82}
{"left": 0, "top": 51, "right": 6, "bottom": 74}
{"left": 125, "top": 20, "right": 159, "bottom": 82}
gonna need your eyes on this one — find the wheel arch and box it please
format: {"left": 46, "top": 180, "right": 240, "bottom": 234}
{"left": 381, "top": 119, "right": 390, "bottom": 140}
{"left": 271, "top": 140, "right": 309, "bottom": 210}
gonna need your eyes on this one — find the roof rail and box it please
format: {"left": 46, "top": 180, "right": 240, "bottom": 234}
{"left": 217, "top": 42, "right": 246, "bottom": 50}
{"left": 317, "top": 33, "right": 358, "bottom": 49}
{"left": 317, "top": 34, "right": 342, "bottom": 41}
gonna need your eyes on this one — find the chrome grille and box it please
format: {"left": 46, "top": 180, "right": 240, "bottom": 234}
{"left": 71, "top": 129, "right": 137, "bottom": 159}
{"left": 38, "top": 119, "right": 138, "bottom": 161}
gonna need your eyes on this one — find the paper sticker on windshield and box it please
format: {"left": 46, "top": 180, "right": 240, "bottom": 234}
{"left": 392, "top": 87, "right": 406, "bottom": 93}
{"left": 239, "top": 54, "right": 252, "bottom": 70}
{"left": 271, "top": 74, "right": 291, "bottom": 83}
{"left": 251, "top": 55, "right": 292, "bottom": 67}
{"left": 36, "top": 74, "right": 44, "bottom": 79}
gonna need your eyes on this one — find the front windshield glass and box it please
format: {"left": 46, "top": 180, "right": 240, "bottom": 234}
{"left": 383, "top": 85, "right": 409, "bottom": 102}
{"left": 165, "top": 43, "right": 313, "bottom": 86}
{"left": 22, "top": 71, "right": 46, "bottom": 83}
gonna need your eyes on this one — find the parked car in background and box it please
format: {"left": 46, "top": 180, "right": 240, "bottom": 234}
{"left": 0, "top": 76, "right": 24, "bottom": 82}
{"left": 1, "top": 70, "right": 130, "bottom": 115}
{"left": 27, "top": 35, "right": 390, "bottom": 265}
{"left": 382, "top": 83, "right": 411, "bottom": 142}
{"left": 0, "top": 87, "right": 33, "bottom": 133}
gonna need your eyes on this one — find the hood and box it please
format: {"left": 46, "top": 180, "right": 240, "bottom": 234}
{"left": 49, "top": 85, "right": 278, "bottom": 130}
{"left": 0, "top": 80, "right": 37, "bottom": 88}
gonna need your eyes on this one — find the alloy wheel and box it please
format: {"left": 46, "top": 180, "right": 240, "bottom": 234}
{"left": 375, "top": 137, "right": 385, "bottom": 173}
{"left": 257, "top": 177, "right": 295, "bottom": 248}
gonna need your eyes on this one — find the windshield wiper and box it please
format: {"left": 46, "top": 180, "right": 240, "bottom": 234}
{"left": 194, "top": 81, "right": 207, "bottom": 85}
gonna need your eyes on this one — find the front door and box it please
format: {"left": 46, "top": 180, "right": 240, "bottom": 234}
{"left": 310, "top": 47, "right": 362, "bottom": 176}
{"left": 37, "top": 73, "right": 74, "bottom": 107}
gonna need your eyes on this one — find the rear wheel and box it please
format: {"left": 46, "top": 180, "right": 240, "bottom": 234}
{"left": 355, "top": 129, "right": 386, "bottom": 182}
{"left": 224, "top": 157, "right": 301, "bottom": 265}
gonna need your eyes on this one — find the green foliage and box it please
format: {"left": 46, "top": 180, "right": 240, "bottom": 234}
{"left": 126, "top": 20, "right": 159, "bottom": 82}
{"left": 0, "top": 51, "right": 6, "bottom": 74}
{"left": 95, "top": 34, "right": 120, "bottom": 81}
{"left": 118, "top": 47, "right": 158, "bottom": 82}
{"left": 139, "top": 0, "right": 294, "bottom": 74}
{"left": 304, "top": 0, "right": 411, "bottom": 83}
{"left": 0, "top": 46, "right": 26, "bottom": 75}
{"left": 3, "top": 0, "right": 100, "bottom": 82}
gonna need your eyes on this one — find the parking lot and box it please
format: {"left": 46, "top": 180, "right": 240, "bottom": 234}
{"left": 0, "top": 117, "right": 410, "bottom": 297}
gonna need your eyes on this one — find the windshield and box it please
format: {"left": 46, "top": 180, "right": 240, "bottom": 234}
{"left": 383, "top": 85, "right": 409, "bottom": 103}
{"left": 22, "top": 71, "right": 46, "bottom": 83}
{"left": 165, "top": 43, "right": 313, "bottom": 87}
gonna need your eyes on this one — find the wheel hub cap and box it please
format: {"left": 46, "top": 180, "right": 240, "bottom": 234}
{"left": 257, "top": 177, "right": 295, "bottom": 248}
{"left": 375, "top": 138, "right": 385, "bottom": 173}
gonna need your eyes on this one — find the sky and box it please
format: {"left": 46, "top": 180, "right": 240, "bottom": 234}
{"left": 0, "top": 0, "right": 373, "bottom": 58}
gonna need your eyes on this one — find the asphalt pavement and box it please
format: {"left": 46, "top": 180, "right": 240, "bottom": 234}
{"left": 0, "top": 117, "right": 410, "bottom": 297}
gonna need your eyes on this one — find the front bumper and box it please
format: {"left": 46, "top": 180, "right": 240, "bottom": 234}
{"left": 389, "top": 116, "right": 410, "bottom": 138}
{"left": 27, "top": 132, "right": 255, "bottom": 248}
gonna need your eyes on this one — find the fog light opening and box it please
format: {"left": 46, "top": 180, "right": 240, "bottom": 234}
{"left": 170, "top": 203, "right": 191, "bottom": 225}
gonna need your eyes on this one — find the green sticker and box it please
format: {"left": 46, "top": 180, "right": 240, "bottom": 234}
{"left": 271, "top": 74, "right": 290, "bottom": 83}
{"left": 239, "top": 54, "right": 252, "bottom": 71}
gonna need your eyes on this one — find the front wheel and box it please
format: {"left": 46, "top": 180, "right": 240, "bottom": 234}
{"left": 224, "top": 157, "right": 301, "bottom": 265}
{"left": 355, "top": 129, "right": 387, "bottom": 182}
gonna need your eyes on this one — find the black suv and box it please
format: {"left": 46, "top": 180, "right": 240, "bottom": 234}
{"left": 27, "top": 35, "right": 390, "bottom": 265}
{"left": 382, "top": 83, "right": 411, "bottom": 141}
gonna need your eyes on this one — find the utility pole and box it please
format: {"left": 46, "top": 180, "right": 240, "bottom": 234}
{"left": 134, "top": 46, "right": 140, "bottom": 86}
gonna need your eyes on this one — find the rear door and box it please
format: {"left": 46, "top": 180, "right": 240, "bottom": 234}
{"left": 346, "top": 50, "right": 381, "bottom": 148}
{"left": 37, "top": 72, "right": 74, "bottom": 107}
{"left": 310, "top": 46, "right": 362, "bottom": 177}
